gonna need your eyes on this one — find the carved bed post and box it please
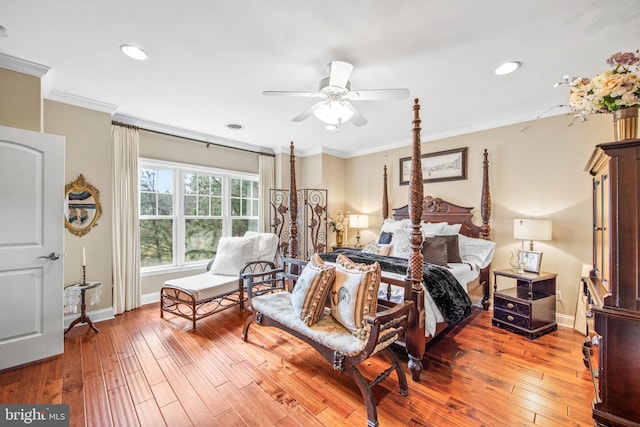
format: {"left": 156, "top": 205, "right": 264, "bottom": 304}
{"left": 406, "top": 99, "right": 426, "bottom": 382}
{"left": 480, "top": 148, "right": 491, "bottom": 240}
{"left": 382, "top": 165, "right": 389, "bottom": 220}
{"left": 288, "top": 142, "right": 299, "bottom": 261}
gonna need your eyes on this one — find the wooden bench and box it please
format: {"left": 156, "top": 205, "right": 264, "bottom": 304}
{"left": 241, "top": 257, "right": 414, "bottom": 427}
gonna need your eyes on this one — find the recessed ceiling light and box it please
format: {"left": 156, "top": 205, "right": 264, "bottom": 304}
{"left": 120, "top": 44, "right": 149, "bottom": 61}
{"left": 494, "top": 61, "right": 521, "bottom": 75}
{"left": 226, "top": 123, "right": 245, "bottom": 131}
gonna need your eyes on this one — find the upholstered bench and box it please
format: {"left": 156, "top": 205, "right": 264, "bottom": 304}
{"left": 160, "top": 231, "right": 279, "bottom": 330}
{"left": 242, "top": 255, "right": 413, "bottom": 427}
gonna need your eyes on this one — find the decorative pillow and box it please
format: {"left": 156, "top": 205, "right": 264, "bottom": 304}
{"left": 421, "top": 236, "right": 448, "bottom": 266}
{"left": 362, "top": 240, "right": 378, "bottom": 253}
{"left": 435, "top": 234, "right": 462, "bottom": 263}
{"left": 290, "top": 254, "right": 336, "bottom": 326}
{"left": 378, "top": 231, "right": 393, "bottom": 244}
{"left": 244, "top": 231, "right": 279, "bottom": 262}
{"left": 442, "top": 223, "right": 463, "bottom": 235}
{"left": 390, "top": 228, "right": 412, "bottom": 258}
{"left": 330, "top": 254, "right": 381, "bottom": 338}
{"left": 458, "top": 234, "right": 496, "bottom": 269}
{"left": 380, "top": 218, "right": 410, "bottom": 234}
{"left": 375, "top": 243, "right": 392, "bottom": 256}
{"left": 209, "top": 236, "right": 258, "bottom": 275}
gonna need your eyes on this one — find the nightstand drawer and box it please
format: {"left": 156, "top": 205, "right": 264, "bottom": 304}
{"left": 494, "top": 295, "right": 530, "bottom": 316}
{"left": 494, "top": 308, "right": 530, "bottom": 329}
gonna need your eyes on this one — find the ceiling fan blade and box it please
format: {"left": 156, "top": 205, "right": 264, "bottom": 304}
{"left": 328, "top": 61, "right": 353, "bottom": 89}
{"left": 292, "top": 101, "right": 325, "bottom": 122}
{"left": 346, "top": 88, "right": 410, "bottom": 100}
{"left": 263, "top": 90, "right": 320, "bottom": 97}
{"left": 343, "top": 102, "right": 367, "bottom": 126}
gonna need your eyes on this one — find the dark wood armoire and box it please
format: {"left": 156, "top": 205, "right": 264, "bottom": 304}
{"left": 585, "top": 138, "right": 640, "bottom": 427}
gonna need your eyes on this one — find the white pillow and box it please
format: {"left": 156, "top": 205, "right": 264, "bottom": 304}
{"left": 442, "top": 223, "right": 462, "bottom": 235}
{"left": 380, "top": 218, "right": 411, "bottom": 234}
{"left": 244, "top": 231, "right": 279, "bottom": 262}
{"left": 209, "top": 236, "right": 258, "bottom": 275}
{"left": 458, "top": 234, "right": 496, "bottom": 269}
{"left": 390, "top": 229, "right": 413, "bottom": 258}
{"left": 420, "top": 222, "right": 447, "bottom": 236}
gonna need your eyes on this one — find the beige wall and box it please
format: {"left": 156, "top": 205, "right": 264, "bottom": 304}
{"left": 344, "top": 113, "right": 612, "bottom": 319}
{"left": 0, "top": 68, "right": 41, "bottom": 131}
{"left": 44, "top": 100, "right": 114, "bottom": 311}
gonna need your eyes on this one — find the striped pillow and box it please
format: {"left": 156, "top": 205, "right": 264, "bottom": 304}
{"left": 290, "top": 254, "right": 336, "bottom": 326}
{"left": 330, "top": 254, "right": 381, "bottom": 339}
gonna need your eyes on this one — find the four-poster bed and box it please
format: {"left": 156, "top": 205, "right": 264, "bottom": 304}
{"left": 281, "top": 98, "right": 494, "bottom": 381}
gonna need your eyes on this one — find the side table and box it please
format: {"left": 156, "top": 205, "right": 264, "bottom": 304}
{"left": 492, "top": 269, "right": 557, "bottom": 340}
{"left": 64, "top": 281, "right": 102, "bottom": 334}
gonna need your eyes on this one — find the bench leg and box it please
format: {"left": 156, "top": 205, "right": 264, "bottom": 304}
{"left": 344, "top": 365, "right": 379, "bottom": 427}
{"left": 382, "top": 347, "right": 408, "bottom": 396}
{"left": 242, "top": 313, "right": 257, "bottom": 342}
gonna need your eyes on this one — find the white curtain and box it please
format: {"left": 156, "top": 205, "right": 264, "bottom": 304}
{"left": 259, "top": 154, "right": 275, "bottom": 232}
{"left": 111, "top": 123, "right": 141, "bottom": 314}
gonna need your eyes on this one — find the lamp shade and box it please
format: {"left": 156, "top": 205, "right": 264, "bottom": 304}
{"left": 513, "top": 219, "right": 552, "bottom": 241}
{"left": 348, "top": 214, "right": 369, "bottom": 229}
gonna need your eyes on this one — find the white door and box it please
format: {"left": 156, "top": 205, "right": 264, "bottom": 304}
{"left": 0, "top": 125, "right": 65, "bottom": 371}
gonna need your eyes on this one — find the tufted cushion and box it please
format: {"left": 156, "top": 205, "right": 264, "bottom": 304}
{"left": 290, "top": 254, "right": 336, "bottom": 326}
{"left": 421, "top": 236, "right": 449, "bottom": 266}
{"left": 330, "top": 254, "right": 381, "bottom": 339}
{"left": 209, "top": 235, "right": 258, "bottom": 275}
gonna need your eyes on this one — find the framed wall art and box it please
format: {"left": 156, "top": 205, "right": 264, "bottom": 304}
{"left": 64, "top": 174, "right": 102, "bottom": 237}
{"left": 399, "top": 147, "right": 467, "bottom": 185}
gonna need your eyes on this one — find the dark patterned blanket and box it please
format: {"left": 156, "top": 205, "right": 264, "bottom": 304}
{"left": 320, "top": 249, "right": 471, "bottom": 325}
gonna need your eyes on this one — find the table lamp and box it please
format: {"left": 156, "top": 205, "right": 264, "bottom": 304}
{"left": 513, "top": 218, "right": 552, "bottom": 252}
{"left": 348, "top": 214, "right": 369, "bottom": 247}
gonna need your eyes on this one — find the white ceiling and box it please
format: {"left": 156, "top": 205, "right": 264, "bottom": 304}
{"left": 1, "top": 1, "right": 639, "bottom": 157}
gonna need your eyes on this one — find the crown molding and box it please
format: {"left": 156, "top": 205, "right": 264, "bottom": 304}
{"left": 112, "top": 114, "right": 274, "bottom": 155}
{"left": 0, "top": 53, "right": 50, "bottom": 77}
{"left": 46, "top": 90, "right": 119, "bottom": 114}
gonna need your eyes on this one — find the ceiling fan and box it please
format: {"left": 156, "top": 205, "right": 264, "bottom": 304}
{"left": 263, "top": 61, "right": 410, "bottom": 128}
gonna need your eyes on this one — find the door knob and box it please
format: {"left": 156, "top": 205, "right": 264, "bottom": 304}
{"left": 38, "top": 252, "right": 60, "bottom": 260}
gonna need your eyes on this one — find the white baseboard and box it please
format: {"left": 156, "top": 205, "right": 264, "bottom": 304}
{"left": 556, "top": 313, "right": 575, "bottom": 329}
{"left": 141, "top": 292, "right": 160, "bottom": 305}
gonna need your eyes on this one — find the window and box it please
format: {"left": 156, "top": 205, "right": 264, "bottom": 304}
{"left": 139, "top": 159, "right": 259, "bottom": 272}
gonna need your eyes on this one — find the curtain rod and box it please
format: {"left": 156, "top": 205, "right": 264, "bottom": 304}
{"left": 111, "top": 121, "right": 276, "bottom": 158}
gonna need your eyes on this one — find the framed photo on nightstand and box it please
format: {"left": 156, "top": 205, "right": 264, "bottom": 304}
{"left": 522, "top": 251, "right": 542, "bottom": 273}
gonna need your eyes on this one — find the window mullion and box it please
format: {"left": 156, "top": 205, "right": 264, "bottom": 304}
{"left": 175, "top": 168, "right": 184, "bottom": 266}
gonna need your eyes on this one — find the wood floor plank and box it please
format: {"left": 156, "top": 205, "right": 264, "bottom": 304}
{"left": 135, "top": 398, "right": 168, "bottom": 427}
{"left": 97, "top": 328, "right": 127, "bottom": 391}
{"left": 130, "top": 338, "right": 167, "bottom": 387}
{"left": 125, "top": 370, "right": 154, "bottom": 405}
{"left": 150, "top": 380, "right": 177, "bottom": 408}
{"left": 107, "top": 384, "right": 140, "bottom": 427}
{"left": 83, "top": 373, "right": 113, "bottom": 427}
{"left": 159, "top": 400, "right": 194, "bottom": 427}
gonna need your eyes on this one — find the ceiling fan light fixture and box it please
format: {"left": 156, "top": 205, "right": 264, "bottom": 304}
{"left": 313, "top": 100, "right": 354, "bottom": 125}
{"left": 120, "top": 44, "right": 149, "bottom": 61}
{"left": 325, "top": 124, "right": 339, "bottom": 133}
{"left": 494, "top": 61, "right": 521, "bottom": 75}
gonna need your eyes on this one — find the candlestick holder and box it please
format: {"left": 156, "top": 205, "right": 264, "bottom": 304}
{"left": 82, "top": 265, "right": 86, "bottom": 285}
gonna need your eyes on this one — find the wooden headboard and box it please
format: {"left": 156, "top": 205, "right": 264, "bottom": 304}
{"left": 392, "top": 196, "right": 483, "bottom": 238}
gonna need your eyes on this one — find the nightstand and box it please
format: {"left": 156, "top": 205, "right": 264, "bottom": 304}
{"left": 492, "top": 269, "right": 557, "bottom": 340}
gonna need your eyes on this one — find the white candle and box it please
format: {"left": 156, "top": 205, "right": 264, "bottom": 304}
{"left": 82, "top": 247, "right": 86, "bottom": 266}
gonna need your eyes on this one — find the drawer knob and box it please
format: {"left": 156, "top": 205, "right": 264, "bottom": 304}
{"left": 507, "top": 315, "right": 514, "bottom": 322}
{"left": 506, "top": 302, "right": 515, "bottom": 309}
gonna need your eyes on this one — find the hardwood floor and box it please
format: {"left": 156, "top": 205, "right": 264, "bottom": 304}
{"left": 0, "top": 303, "right": 596, "bottom": 426}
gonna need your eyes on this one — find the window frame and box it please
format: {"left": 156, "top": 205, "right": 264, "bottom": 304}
{"left": 139, "top": 158, "right": 259, "bottom": 276}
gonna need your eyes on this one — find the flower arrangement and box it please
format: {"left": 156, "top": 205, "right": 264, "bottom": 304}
{"left": 566, "top": 50, "right": 640, "bottom": 122}
{"left": 327, "top": 211, "right": 347, "bottom": 233}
